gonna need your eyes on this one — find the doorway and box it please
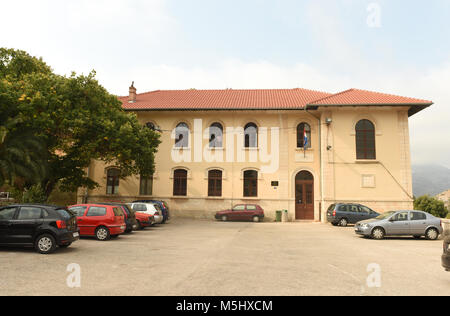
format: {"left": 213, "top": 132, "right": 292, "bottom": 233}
{"left": 295, "top": 171, "right": 314, "bottom": 220}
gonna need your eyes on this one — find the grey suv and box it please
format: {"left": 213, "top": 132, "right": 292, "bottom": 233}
{"left": 327, "top": 203, "right": 379, "bottom": 227}
{"left": 355, "top": 210, "right": 443, "bottom": 240}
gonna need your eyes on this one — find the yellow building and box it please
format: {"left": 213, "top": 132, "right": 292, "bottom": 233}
{"left": 79, "top": 85, "right": 433, "bottom": 222}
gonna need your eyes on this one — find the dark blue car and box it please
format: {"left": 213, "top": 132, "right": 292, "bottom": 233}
{"left": 327, "top": 203, "right": 379, "bottom": 227}
{"left": 133, "top": 200, "right": 170, "bottom": 223}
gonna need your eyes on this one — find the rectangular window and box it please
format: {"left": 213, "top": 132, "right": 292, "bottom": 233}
{"left": 86, "top": 207, "right": 107, "bottom": 217}
{"left": 140, "top": 175, "right": 153, "bottom": 196}
{"left": 208, "top": 170, "right": 223, "bottom": 197}
{"left": 243, "top": 171, "right": 258, "bottom": 197}
{"left": 17, "top": 207, "right": 43, "bottom": 220}
{"left": 173, "top": 170, "right": 188, "bottom": 196}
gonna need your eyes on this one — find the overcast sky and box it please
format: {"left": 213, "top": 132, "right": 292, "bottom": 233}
{"left": 1, "top": 0, "right": 449, "bottom": 168}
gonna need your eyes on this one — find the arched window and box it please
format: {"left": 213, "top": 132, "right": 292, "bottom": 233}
{"left": 175, "top": 123, "right": 189, "bottom": 148}
{"left": 297, "top": 123, "right": 311, "bottom": 149}
{"left": 106, "top": 168, "right": 120, "bottom": 195}
{"left": 173, "top": 169, "right": 188, "bottom": 196}
{"left": 208, "top": 170, "right": 223, "bottom": 197}
{"left": 244, "top": 123, "right": 258, "bottom": 148}
{"left": 209, "top": 123, "right": 223, "bottom": 148}
{"left": 145, "top": 122, "right": 156, "bottom": 131}
{"left": 356, "top": 120, "right": 376, "bottom": 160}
{"left": 243, "top": 170, "right": 258, "bottom": 197}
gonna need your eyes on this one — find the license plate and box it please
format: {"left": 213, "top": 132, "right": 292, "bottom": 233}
{"left": 73, "top": 232, "right": 79, "bottom": 238}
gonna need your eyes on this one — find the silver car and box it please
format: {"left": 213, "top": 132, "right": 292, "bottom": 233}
{"left": 355, "top": 210, "right": 443, "bottom": 240}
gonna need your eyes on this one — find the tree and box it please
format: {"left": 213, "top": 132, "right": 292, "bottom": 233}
{"left": 414, "top": 195, "right": 448, "bottom": 219}
{"left": 0, "top": 118, "right": 47, "bottom": 188}
{"left": 0, "top": 48, "right": 161, "bottom": 198}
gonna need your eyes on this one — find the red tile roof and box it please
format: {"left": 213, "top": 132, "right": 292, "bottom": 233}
{"left": 308, "top": 88, "right": 433, "bottom": 106}
{"left": 120, "top": 88, "right": 332, "bottom": 110}
{"left": 120, "top": 88, "right": 432, "bottom": 115}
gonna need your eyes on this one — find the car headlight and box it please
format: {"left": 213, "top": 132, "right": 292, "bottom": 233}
{"left": 360, "top": 224, "right": 371, "bottom": 229}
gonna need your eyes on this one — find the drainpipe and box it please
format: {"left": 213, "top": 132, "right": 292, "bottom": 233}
{"left": 305, "top": 108, "right": 324, "bottom": 223}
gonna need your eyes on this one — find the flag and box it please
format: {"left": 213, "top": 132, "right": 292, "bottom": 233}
{"left": 304, "top": 130, "right": 309, "bottom": 149}
{"left": 303, "top": 130, "right": 308, "bottom": 157}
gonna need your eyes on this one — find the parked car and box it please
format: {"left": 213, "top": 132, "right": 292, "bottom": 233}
{"left": 355, "top": 210, "right": 444, "bottom": 240}
{"left": 0, "top": 204, "right": 80, "bottom": 254}
{"left": 327, "top": 203, "right": 379, "bottom": 227}
{"left": 68, "top": 204, "right": 126, "bottom": 241}
{"left": 443, "top": 223, "right": 450, "bottom": 271}
{"left": 96, "top": 202, "right": 137, "bottom": 233}
{"left": 133, "top": 200, "right": 170, "bottom": 223}
{"left": 134, "top": 212, "right": 155, "bottom": 230}
{"left": 215, "top": 204, "right": 264, "bottom": 222}
{"left": 130, "top": 203, "right": 164, "bottom": 224}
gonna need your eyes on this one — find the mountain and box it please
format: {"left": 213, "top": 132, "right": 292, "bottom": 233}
{"left": 412, "top": 164, "right": 450, "bottom": 197}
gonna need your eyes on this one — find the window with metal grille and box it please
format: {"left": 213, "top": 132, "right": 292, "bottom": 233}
{"left": 173, "top": 169, "right": 188, "bottom": 196}
{"left": 243, "top": 170, "right": 258, "bottom": 197}
{"left": 356, "top": 120, "right": 376, "bottom": 160}
{"left": 208, "top": 170, "right": 223, "bottom": 197}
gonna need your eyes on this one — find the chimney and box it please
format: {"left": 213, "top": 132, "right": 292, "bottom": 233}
{"left": 128, "top": 81, "right": 137, "bottom": 103}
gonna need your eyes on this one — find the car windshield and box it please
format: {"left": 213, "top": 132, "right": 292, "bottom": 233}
{"left": 375, "top": 211, "right": 396, "bottom": 220}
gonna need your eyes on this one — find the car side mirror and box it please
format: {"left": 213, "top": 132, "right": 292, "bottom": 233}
{"left": 389, "top": 218, "right": 394, "bottom": 222}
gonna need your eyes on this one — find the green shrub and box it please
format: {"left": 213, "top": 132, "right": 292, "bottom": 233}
{"left": 22, "top": 184, "right": 47, "bottom": 204}
{"left": 414, "top": 195, "right": 448, "bottom": 218}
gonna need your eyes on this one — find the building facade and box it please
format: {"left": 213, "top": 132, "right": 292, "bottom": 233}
{"left": 436, "top": 190, "right": 450, "bottom": 211}
{"left": 79, "top": 86, "right": 433, "bottom": 222}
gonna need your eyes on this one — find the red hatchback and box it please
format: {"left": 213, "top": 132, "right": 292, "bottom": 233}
{"left": 215, "top": 204, "right": 265, "bottom": 222}
{"left": 134, "top": 212, "right": 154, "bottom": 230}
{"left": 68, "top": 204, "right": 126, "bottom": 241}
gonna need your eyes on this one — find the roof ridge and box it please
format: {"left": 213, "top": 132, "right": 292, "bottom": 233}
{"left": 308, "top": 88, "right": 354, "bottom": 105}
{"left": 124, "top": 87, "right": 333, "bottom": 96}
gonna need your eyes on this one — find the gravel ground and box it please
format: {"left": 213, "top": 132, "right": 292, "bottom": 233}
{"left": 0, "top": 218, "right": 448, "bottom": 296}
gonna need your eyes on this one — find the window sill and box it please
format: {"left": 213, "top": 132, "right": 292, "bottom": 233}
{"left": 296, "top": 148, "right": 313, "bottom": 151}
{"left": 172, "top": 147, "right": 191, "bottom": 151}
{"left": 242, "top": 147, "right": 259, "bottom": 151}
{"left": 205, "top": 196, "right": 225, "bottom": 200}
{"left": 355, "top": 159, "right": 379, "bottom": 164}
{"left": 207, "top": 147, "right": 224, "bottom": 151}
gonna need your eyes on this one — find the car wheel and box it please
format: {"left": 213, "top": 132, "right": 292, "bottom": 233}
{"left": 339, "top": 218, "right": 348, "bottom": 227}
{"left": 95, "top": 227, "right": 111, "bottom": 241}
{"left": 371, "top": 227, "right": 385, "bottom": 240}
{"left": 253, "top": 216, "right": 260, "bottom": 223}
{"left": 425, "top": 228, "right": 439, "bottom": 240}
{"left": 35, "top": 234, "right": 57, "bottom": 254}
{"left": 221, "top": 215, "right": 228, "bottom": 222}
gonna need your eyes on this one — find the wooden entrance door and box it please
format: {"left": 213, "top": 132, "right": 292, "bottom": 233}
{"left": 295, "top": 171, "right": 314, "bottom": 220}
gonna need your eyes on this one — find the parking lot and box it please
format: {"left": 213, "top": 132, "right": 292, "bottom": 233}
{"left": 0, "top": 218, "right": 448, "bottom": 296}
